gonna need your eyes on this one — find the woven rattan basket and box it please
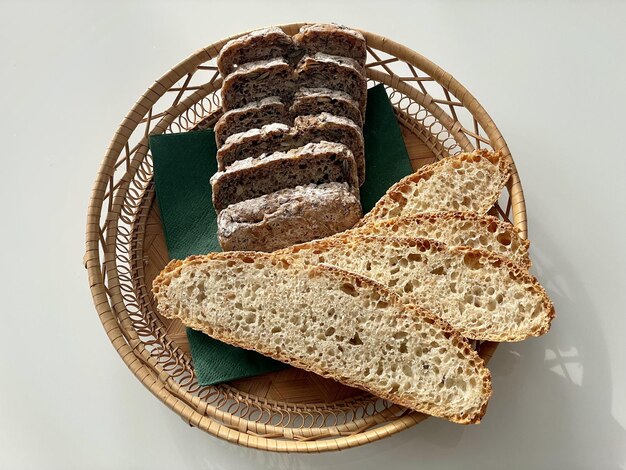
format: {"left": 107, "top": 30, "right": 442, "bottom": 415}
{"left": 85, "top": 23, "right": 526, "bottom": 452}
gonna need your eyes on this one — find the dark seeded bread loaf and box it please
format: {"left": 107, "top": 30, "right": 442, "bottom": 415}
{"left": 217, "top": 182, "right": 362, "bottom": 251}
{"left": 293, "top": 24, "right": 367, "bottom": 67}
{"left": 210, "top": 142, "right": 359, "bottom": 211}
{"left": 216, "top": 114, "right": 365, "bottom": 185}
{"left": 214, "top": 97, "right": 290, "bottom": 147}
{"left": 291, "top": 87, "right": 364, "bottom": 126}
{"left": 296, "top": 53, "right": 367, "bottom": 115}
{"left": 217, "top": 27, "right": 300, "bottom": 76}
{"left": 221, "top": 58, "right": 295, "bottom": 111}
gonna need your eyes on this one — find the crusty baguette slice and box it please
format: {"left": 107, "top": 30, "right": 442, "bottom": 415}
{"left": 214, "top": 96, "right": 290, "bottom": 147}
{"left": 353, "top": 211, "right": 531, "bottom": 268}
{"left": 152, "top": 251, "right": 492, "bottom": 423}
{"left": 217, "top": 27, "right": 299, "bottom": 76}
{"left": 293, "top": 23, "right": 367, "bottom": 67}
{"left": 296, "top": 53, "right": 367, "bottom": 115}
{"left": 291, "top": 87, "right": 363, "bottom": 127}
{"left": 282, "top": 236, "right": 554, "bottom": 342}
{"left": 210, "top": 142, "right": 359, "bottom": 211}
{"left": 216, "top": 115, "right": 365, "bottom": 183}
{"left": 221, "top": 58, "right": 295, "bottom": 111}
{"left": 358, "top": 150, "right": 512, "bottom": 226}
{"left": 217, "top": 183, "right": 362, "bottom": 252}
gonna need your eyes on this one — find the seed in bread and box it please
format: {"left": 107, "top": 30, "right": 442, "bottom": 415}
{"left": 221, "top": 58, "right": 295, "bottom": 111}
{"left": 210, "top": 142, "right": 359, "bottom": 211}
{"left": 291, "top": 87, "right": 364, "bottom": 126}
{"left": 217, "top": 27, "right": 299, "bottom": 76}
{"left": 296, "top": 53, "right": 367, "bottom": 115}
{"left": 152, "top": 251, "right": 492, "bottom": 424}
{"left": 214, "top": 97, "right": 290, "bottom": 147}
{"left": 283, "top": 235, "right": 554, "bottom": 342}
{"left": 353, "top": 211, "right": 531, "bottom": 268}
{"left": 358, "top": 150, "right": 512, "bottom": 225}
{"left": 294, "top": 23, "right": 367, "bottom": 67}
{"left": 217, "top": 183, "right": 362, "bottom": 252}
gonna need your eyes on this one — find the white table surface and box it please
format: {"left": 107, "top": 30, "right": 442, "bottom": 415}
{"left": 1, "top": 1, "right": 625, "bottom": 468}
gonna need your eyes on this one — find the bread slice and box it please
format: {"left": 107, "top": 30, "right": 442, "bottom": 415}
{"left": 152, "top": 251, "right": 492, "bottom": 423}
{"left": 282, "top": 236, "right": 554, "bottom": 342}
{"left": 293, "top": 113, "right": 365, "bottom": 185}
{"left": 296, "top": 53, "right": 367, "bottom": 115}
{"left": 354, "top": 211, "right": 530, "bottom": 268}
{"left": 221, "top": 58, "right": 295, "bottom": 111}
{"left": 217, "top": 123, "right": 291, "bottom": 170}
{"left": 217, "top": 27, "right": 299, "bottom": 76}
{"left": 216, "top": 114, "right": 365, "bottom": 183}
{"left": 293, "top": 23, "right": 367, "bottom": 67}
{"left": 358, "top": 150, "right": 512, "bottom": 225}
{"left": 291, "top": 87, "right": 364, "bottom": 127}
{"left": 210, "top": 142, "right": 359, "bottom": 211}
{"left": 214, "top": 97, "right": 290, "bottom": 147}
{"left": 217, "top": 183, "right": 362, "bottom": 252}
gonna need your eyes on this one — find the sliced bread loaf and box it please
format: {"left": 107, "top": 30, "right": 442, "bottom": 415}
{"left": 283, "top": 235, "right": 554, "bottom": 342}
{"left": 358, "top": 150, "right": 512, "bottom": 225}
{"left": 217, "top": 123, "right": 291, "bottom": 169}
{"left": 291, "top": 87, "right": 363, "bottom": 127}
{"left": 221, "top": 58, "right": 295, "bottom": 111}
{"left": 293, "top": 113, "right": 365, "bottom": 185}
{"left": 217, "top": 183, "right": 362, "bottom": 252}
{"left": 210, "top": 142, "right": 359, "bottom": 211}
{"left": 354, "top": 212, "right": 530, "bottom": 268}
{"left": 216, "top": 114, "right": 365, "bottom": 182}
{"left": 296, "top": 53, "right": 367, "bottom": 115}
{"left": 293, "top": 23, "right": 367, "bottom": 67}
{"left": 152, "top": 251, "right": 492, "bottom": 423}
{"left": 217, "top": 27, "right": 298, "bottom": 76}
{"left": 214, "top": 97, "right": 290, "bottom": 147}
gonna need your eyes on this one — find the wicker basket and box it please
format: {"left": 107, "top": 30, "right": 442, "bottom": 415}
{"left": 84, "top": 23, "right": 526, "bottom": 453}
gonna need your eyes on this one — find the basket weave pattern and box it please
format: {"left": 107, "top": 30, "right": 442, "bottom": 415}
{"left": 85, "top": 23, "right": 526, "bottom": 452}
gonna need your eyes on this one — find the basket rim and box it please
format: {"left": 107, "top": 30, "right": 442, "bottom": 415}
{"left": 84, "top": 22, "right": 526, "bottom": 453}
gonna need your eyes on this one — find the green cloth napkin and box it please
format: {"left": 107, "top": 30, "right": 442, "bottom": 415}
{"left": 150, "top": 84, "right": 412, "bottom": 386}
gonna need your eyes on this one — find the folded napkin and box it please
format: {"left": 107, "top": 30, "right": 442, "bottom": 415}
{"left": 150, "top": 84, "right": 412, "bottom": 386}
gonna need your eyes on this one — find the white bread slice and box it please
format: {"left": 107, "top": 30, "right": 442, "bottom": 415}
{"left": 353, "top": 211, "right": 531, "bottom": 268}
{"left": 282, "top": 236, "right": 554, "bottom": 342}
{"left": 358, "top": 150, "right": 512, "bottom": 226}
{"left": 217, "top": 183, "right": 362, "bottom": 252}
{"left": 152, "top": 252, "right": 492, "bottom": 424}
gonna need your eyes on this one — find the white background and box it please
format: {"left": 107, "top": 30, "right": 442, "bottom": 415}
{"left": 1, "top": 1, "right": 625, "bottom": 469}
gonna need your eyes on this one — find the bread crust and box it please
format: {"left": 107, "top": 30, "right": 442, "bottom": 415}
{"left": 353, "top": 211, "right": 531, "bottom": 268}
{"left": 358, "top": 150, "right": 513, "bottom": 225}
{"left": 217, "top": 183, "right": 362, "bottom": 251}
